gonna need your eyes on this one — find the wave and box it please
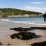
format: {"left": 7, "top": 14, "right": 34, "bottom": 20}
{"left": 0, "top": 19, "right": 46, "bottom": 25}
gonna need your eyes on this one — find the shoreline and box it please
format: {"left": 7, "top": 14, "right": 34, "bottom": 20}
{"left": 0, "top": 16, "right": 43, "bottom": 18}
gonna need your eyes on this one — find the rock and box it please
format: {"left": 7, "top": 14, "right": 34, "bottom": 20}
{"left": 31, "top": 27, "right": 46, "bottom": 30}
{"left": 10, "top": 27, "right": 31, "bottom": 31}
{"left": 10, "top": 32, "right": 36, "bottom": 40}
{"left": 10, "top": 27, "right": 46, "bottom": 32}
{"left": 10, "top": 27, "right": 27, "bottom": 31}
{"left": 10, "top": 33, "right": 20, "bottom": 39}
{"left": 0, "top": 42, "right": 3, "bottom": 45}
{"left": 7, "top": 43, "right": 12, "bottom": 45}
{"left": 18, "top": 32, "right": 36, "bottom": 40}
{"left": 31, "top": 41, "right": 46, "bottom": 46}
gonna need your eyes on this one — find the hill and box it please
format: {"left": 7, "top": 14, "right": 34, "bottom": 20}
{"left": 0, "top": 8, "right": 43, "bottom": 17}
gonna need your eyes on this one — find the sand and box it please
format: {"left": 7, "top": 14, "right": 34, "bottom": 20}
{"left": 0, "top": 20, "right": 46, "bottom": 46}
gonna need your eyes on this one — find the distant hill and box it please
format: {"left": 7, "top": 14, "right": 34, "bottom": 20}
{"left": 0, "top": 8, "right": 43, "bottom": 17}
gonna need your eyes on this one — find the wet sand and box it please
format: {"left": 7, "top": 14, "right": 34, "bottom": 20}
{"left": 0, "top": 20, "right": 46, "bottom": 46}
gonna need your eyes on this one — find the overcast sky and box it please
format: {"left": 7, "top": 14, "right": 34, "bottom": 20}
{"left": 0, "top": 0, "right": 46, "bottom": 13}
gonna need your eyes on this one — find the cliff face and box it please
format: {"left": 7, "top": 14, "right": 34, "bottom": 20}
{"left": 0, "top": 8, "right": 43, "bottom": 17}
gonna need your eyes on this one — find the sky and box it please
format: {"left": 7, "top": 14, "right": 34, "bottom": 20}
{"left": 0, "top": 0, "right": 46, "bottom": 13}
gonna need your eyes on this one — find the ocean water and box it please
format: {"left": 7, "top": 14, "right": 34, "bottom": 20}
{"left": 0, "top": 16, "right": 44, "bottom": 24}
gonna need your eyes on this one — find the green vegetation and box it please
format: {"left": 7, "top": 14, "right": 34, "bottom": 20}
{"left": 0, "top": 8, "right": 43, "bottom": 17}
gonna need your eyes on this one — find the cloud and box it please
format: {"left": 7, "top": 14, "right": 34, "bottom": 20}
{"left": 22, "top": 5, "right": 46, "bottom": 13}
{"left": 31, "top": 2, "right": 43, "bottom": 4}
{"left": 27, "top": 2, "right": 43, "bottom": 4}
{"left": 43, "top": 8, "right": 46, "bottom": 10}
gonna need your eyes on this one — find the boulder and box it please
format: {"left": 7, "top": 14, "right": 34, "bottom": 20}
{"left": 31, "top": 27, "right": 46, "bottom": 30}
{"left": 10, "top": 27, "right": 29, "bottom": 31}
{"left": 10, "top": 33, "right": 20, "bottom": 39}
{"left": 0, "top": 42, "right": 3, "bottom": 45}
{"left": 10, "top": 27, "right": 46, "bottom": 32}
{"left": 31, "top": 41, "right": 46, "bottom": 46}
{"left": 10, "top": 32, "right": 36, "bottom": 40}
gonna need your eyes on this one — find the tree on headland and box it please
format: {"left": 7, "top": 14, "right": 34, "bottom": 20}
{"left": 0, "top": 8, "right": 43, "bottom": 17}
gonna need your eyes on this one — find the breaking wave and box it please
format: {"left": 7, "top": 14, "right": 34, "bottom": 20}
{"left": 0, "top": 19, "right": 46, "bottom": 25}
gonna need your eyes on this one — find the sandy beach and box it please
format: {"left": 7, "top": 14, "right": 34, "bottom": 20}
{"left": 0, "top": 20, "right": 46, "bottom": 46}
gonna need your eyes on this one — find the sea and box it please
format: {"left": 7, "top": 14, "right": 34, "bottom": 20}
{"left": 0, "top": 16, "right": 44, "bottom": 25}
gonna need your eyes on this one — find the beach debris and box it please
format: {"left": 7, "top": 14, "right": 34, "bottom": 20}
{"left": 31, "top": 41, "right": 46, "bottom": 46}
{"left": 10, "top": 32, "right": 37, "bottom": 40}
{"left": 0, "top": 42, "right": 3, "bottom": 45}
